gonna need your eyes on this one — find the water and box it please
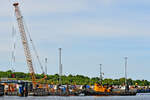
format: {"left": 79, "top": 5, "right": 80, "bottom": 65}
{"left": 1, "top": 94, "right": 150, "bottom": 100}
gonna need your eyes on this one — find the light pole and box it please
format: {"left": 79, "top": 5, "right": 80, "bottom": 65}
{"left": 124, "top": 57, "right": 128, "bottom": 92}
{"left": 100, "top": 64, "right": 103, "bottom": 84}
{"left": 45, "top": 58, "right": 48, "bottom": 75}
{"left": 59, "top": 48, "right": 62, "bottom": 85}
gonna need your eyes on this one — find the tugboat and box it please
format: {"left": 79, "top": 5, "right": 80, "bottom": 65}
{"left": 82, "top": 83, "right": 136, "bottom": 96}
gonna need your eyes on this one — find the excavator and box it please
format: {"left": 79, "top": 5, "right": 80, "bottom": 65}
{"left": 13, "top": 2, "right": 48, "bottom": 89}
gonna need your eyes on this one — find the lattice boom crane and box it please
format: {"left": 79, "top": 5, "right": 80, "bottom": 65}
{"left": 13, "top": 3, "right": 36, "bottom": 87}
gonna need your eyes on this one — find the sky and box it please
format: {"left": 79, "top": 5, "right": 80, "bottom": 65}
{"left": 0, "top": 0, "right": 150, "bottom": 80}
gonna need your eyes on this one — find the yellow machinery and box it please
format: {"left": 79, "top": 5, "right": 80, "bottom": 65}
{"left": 94, "top": 83, "right": 111, "bottom": 92}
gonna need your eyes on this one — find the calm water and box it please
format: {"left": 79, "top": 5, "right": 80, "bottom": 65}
{"left": 1, "top": 94, "right": 150, "bottom": 100}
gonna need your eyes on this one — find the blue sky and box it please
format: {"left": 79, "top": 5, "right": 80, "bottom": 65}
{"left": 0, "top": 0, "right": 150, "bottom": 80}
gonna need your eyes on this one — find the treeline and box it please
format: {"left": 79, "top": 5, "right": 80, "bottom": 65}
{"left": 0, "top": 70, "right": 149, "bottom": 86}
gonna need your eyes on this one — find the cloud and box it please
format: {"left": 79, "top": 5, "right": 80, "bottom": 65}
{"left": 25, "top": 19, "right": 150, "bottom": 44}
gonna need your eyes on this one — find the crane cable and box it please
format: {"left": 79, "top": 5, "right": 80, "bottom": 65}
{"left": 8, "top": 0, "right": 17, "bottom": 72}
{"left": 23, "top": 19, "right": 45, "bottom": 74}
{"left": 11, "top": 26, "right": 16, "bottom": 72}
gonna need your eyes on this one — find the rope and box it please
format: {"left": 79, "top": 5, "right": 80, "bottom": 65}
{"left": 23, "top": 18, "right": 45, "bottom": 74}
{"left": 11, "top": 26, "right": 16, "bottom": 72}
{"left": 8, "top": 0, "right": 17, "bottom": 72}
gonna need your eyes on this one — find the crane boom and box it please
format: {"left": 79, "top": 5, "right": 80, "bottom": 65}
{"left": 13, "top": 3, "right": 36, "bottom": 86}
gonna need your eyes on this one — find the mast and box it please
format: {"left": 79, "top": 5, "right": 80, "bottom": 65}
{"left": 13, "top": 3, "right": 36, "bottom": 86}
